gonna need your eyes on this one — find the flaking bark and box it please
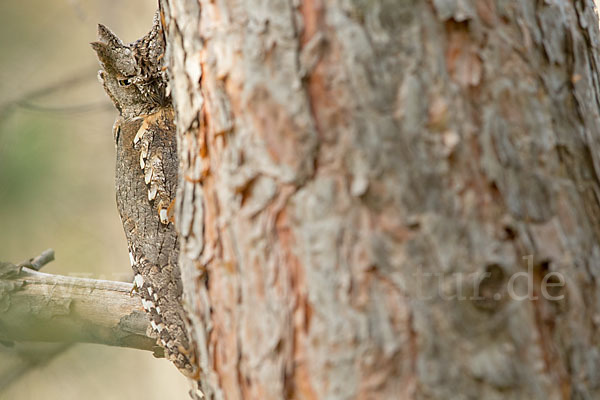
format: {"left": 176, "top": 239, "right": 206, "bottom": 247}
{"left": 162, "top": 0, "right": 600, "bottom": 398}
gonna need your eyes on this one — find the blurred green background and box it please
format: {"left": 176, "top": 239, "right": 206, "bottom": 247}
{"left": 0, "top": 0, "right": 189, "bottom": 398}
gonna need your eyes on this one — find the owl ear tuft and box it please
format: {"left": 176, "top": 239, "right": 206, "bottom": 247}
{"left": 97, "top": 24, "right": 125, "bottom": 48}
{"left": 91, "top": 26, "right": 136, "bottom": 75}
{"left": 90, "top": 41, "right": 114, "bottom": 71}
{"left": 90, "top": 41, "right": 106, "bottom": 53}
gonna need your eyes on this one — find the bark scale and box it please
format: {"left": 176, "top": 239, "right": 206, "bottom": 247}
{"left": 162, "top": 0, "right": 600, "bottom": 398}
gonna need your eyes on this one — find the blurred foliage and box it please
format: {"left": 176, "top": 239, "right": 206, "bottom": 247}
{"left": 0, "top": 116, "right": 62, "bottom": 209}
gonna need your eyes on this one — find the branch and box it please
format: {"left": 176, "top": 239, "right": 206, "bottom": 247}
{"left": 17, "top": 248, "right": 56, "bottom": 271}
{"left": 0, "top": 253, "right": 163, "bottom": 358}
{"left": 0, "top": 343, "right": 72, "bottom": 393}
{"left": 0, "top": 66, "right": 113, "bottom": 121}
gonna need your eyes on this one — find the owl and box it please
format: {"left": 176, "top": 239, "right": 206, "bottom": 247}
{"left": 91, "top": 13, "right": 196, "bottom": 378}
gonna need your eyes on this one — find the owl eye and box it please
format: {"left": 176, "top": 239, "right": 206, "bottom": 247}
{"left": 118, "top": 78, "right": 132, "bottom": 87}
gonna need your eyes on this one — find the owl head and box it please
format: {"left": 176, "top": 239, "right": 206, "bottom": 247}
{"left": 91, "top": 14, "right": 167, "bottom": 119}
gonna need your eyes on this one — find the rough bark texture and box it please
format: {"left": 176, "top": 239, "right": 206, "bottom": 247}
{"left": 162, "top": 0, "right": 600, "bottom": 398}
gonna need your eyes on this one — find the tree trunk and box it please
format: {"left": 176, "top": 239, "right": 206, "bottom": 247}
{"left": 161, "top": 0, "right": 600, "bottom": 398}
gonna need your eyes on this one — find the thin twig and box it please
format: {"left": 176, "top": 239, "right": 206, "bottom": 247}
{"left": 15, "top": 101, "right": 113, "bottom": 114}
{"left": 0, "top": 66, "right": 111, "bottom": 121}
{"left": 17, "top": 248, "right": 55, "bottom": 271}
{"left": 2, "top": 67, "right": 95, "bottom": 107}
{"left": 0, "top": 343, "right": 72, "bottom": 392}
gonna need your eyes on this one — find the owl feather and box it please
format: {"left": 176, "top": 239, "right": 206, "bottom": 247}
{"left": 91, "top": 13, "right": 197, "bottom": 378}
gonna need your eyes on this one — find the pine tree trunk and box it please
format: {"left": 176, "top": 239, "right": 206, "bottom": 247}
{"left": 161, "top": 0, "right": 600, "bottom": 398}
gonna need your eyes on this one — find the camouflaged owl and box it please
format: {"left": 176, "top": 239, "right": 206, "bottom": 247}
{"left": 91, "top": 13, "right": 197, "bottom": 378}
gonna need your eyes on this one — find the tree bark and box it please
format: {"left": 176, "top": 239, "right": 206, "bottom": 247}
{"left": 162, "top": 0, "right": 600, "bottom": 398}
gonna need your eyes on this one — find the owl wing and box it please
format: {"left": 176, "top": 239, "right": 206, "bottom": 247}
{"left": 125, "top": 108, "right": 196, "bottom": 375}
{"left": 135, "top": 108, "right": 177, "bottom": 226}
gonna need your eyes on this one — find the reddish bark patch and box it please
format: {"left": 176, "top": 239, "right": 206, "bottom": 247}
{"left": 445, "top": 21, "right": 483, "bottom": 88}
{"left": 531, "top": 261, "right": 571, "bottom": 399}
{"left": 276, "top": 205, "right": 318, "bottom": 400}
{"left": 300, "top": 0, "right": 323, "bottom": 46}
{"left": 475, "top": 0, "right": 498, "bottom": 27}
{"left": 246, "top": 86, "right": 311, "bottom": 172}
{"left": 300, "top": 0, "right": 352, "bottom": 156}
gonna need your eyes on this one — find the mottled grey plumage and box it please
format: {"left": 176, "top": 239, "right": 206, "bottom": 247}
{"left": 91, "top": 14, "right": 196, "bottom": 377}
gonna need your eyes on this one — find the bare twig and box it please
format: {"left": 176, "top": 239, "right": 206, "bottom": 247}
{"left": 0, "top": 266, "right": 162, "bottom": 357}
{"left": 1, "top": 68, "right": 95, "bottom": 107}
{"left": 17, "top": 248, "right": 55, "bottom": 271}
{"left": 15, "top": 101, "right": 113, "bottom": 114}
{"left": 0, "top": 66, "right": 112, "bottom": 121}
{"left": 0, "top": 343, "right": 72, "bottom": 392}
